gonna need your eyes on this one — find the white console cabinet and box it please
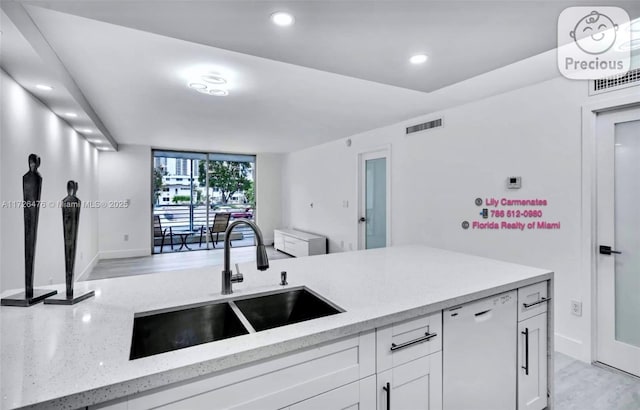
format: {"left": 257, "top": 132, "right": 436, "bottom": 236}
{"left": 274, "top": 229, "right": 326, "bottom": 257}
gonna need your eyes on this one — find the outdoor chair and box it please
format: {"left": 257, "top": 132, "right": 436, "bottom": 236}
{"left": 154, "top": 215, "right": 173, "bottom": 252}
{"left": 199, "top": 212, "right": 231, "bottom": 248}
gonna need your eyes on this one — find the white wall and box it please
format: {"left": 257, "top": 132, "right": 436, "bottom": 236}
{"left": 256, "top": 153, "right": 283, "bottom": 244}
{"left": 282, "top": 72, "right": 640, "bottom": 362}
{"left": 98, "top": 144, "right": 151, "bottom": 259}
{"left": 0, "top": 70, "right": 99, "bottom": 292}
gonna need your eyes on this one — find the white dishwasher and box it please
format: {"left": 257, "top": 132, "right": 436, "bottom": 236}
{"left": 443, "top": 290, "right": 517, "bottom": 410}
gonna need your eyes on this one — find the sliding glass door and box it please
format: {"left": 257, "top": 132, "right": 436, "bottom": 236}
{"left": 152, "top": 150, "right": 256, "bottom": 253}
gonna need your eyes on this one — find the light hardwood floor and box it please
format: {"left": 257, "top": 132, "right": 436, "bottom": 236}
{"left": 83, "top": 245, "right": 291, "bottom": 281}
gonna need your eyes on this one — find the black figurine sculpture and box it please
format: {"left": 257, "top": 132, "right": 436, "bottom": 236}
{"left": 1, "top": 154, "right": 57, "bottom": 307}
{"left": 45, "top": 181, "right": 94, "bottom": 305}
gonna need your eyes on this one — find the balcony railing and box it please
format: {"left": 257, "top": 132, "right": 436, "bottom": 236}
{"left": 153, "top": 204, "right": 255, "bottom": 252}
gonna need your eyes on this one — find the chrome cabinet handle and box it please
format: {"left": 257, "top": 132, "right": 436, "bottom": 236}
{"left": 382, "top": 382, "right": 391, "bottom": 409}
{"left": 522, "top": 328, "right": 529, "bottom": 375}
{"left": 390, "top": 332, "right": 437, "bottom": 352}
{"left": 523, "top": 297, "right": 550, "bottom": 309}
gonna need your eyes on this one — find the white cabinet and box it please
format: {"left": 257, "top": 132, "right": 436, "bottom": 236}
{"left": 517, "top": 281, "right": 549, "bottom": 410}
{"left": 376, "top": 311, "right": 442, "bottom": 372}
{"left": 377, "top": 352, "right": 442, "bottom": 410}
{"left": 91, "top": 332, "right": 375, "bottom": 410}
{"left": 274, "top": 229, "right": 327, "bottom": 257}
{"left": 376, "top": 312, "right": 442, "bottom": 410}
{"left": 90, "top": 283, "right": 550, "bottom": 410}
{"left": 289, "top": 376, "right": 376, "bottom": 410}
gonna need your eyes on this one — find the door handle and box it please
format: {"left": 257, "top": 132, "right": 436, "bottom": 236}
{"left": 359, "top": 217, "right": 366, "bottom": 223}
{"left": 599, "top": 245, "right": 622, "bottom": 255}
{"left": 382, "top": 382, "right": 391, "bottom": 409}
{"left": 521, "top": 328, "right": 529, "bottom": 375}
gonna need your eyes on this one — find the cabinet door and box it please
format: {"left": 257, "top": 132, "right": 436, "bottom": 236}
{"left": 377, "top": 352, "right": 442, "bottom": 410}
{"left": 518, "top": 313, "right": 548, "bottom": 410}
{"left": 290, "top": 376, "right": 375, "bottom": 410}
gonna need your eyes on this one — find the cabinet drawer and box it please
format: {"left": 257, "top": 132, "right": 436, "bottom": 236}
{"left": 118, "top": 332, "right": 375, "bottom": 410}
{"left": 518, "top": 281, "right": 549, "bottom": 321}
{"left": 290, "top": 239, "right": 309, "bottom": 257}
{"left": 376, "top": 311, "right": 442, "bottom": 372}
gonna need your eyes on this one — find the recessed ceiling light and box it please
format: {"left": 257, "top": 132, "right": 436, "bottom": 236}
{"left": 271, "top": 12, "right": 294, "bottom": 27}
{"left": 409, "top": 54, "right": 428, "bottom": 64}
{"left": 36, "top": 84, "right": 53, "bottom": 91}
{"left": 65, "top": 112, "right": 78, "bottom": 118}
{"left": 201, "top": 73, "right": 226, "bottom": 85}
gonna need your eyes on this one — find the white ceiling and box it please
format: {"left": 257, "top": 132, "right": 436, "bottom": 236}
{"left": 18, "top": 0, "right": 640, "bottom": 93}
{"left": 23, "top": 5, "right": 442, "bottom": 153}
{"left": 4, "top": 1, "right": 640, "bottom": 153}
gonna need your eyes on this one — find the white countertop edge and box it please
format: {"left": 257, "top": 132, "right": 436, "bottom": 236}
{"left": 19, "top": 271, "right": 553, "bottom": 410}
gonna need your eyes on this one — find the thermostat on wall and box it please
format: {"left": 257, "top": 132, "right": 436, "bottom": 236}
{"left": 507, "top": 176, "right": 521, "bottom": 189}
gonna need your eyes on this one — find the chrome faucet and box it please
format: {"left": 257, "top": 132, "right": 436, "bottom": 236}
{"left": 221, "top": 219, "right": 269, "bottom": 295}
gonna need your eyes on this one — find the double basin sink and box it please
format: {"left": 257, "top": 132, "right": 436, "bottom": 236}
{"left": 130, "top": 287, "right": 343, "bottom": 360}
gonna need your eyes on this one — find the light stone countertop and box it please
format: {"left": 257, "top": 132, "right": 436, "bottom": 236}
{"left": 0, "top": 245, "right": 552, "bottom": 409}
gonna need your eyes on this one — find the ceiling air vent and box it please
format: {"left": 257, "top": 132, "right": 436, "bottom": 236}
{"left": 406, "top": 117, "right": 443, "bottom": 135}
{"left": 590, "top": 68, "right": 640, "bottom": 95}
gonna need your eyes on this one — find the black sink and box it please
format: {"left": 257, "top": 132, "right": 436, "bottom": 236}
{"left": 234, "top": 288, "right": 342, "bottom": 332}
{"left": 130, "top": 301, "right": 248, "bottom": 360}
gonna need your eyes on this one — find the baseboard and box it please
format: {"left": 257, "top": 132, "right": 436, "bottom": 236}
{"left": 555, "top": 332, "right": 589, "bottom": 362}
{"left": 99, "top": 248, "right": 150, "bottom": 260}
{"left": 76, "top": 252, "right": 100, "bottom": 282}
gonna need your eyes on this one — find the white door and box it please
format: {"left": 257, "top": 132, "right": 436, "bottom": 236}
{"left": 358, "top": 149, "right": 390, "bottom": 250}
{"left": 596, "top": 106, "right": 640, "bottom": 377}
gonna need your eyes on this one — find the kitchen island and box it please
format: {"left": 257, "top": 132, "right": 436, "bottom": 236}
{"left": 0, "top": 245, "right": 553, "bottom": 409}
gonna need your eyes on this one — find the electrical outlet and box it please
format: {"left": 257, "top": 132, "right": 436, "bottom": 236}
{"left": 124, "top": 234, "right": 129, "bottom": 242}
{"left": 571, "top": 300, "right": 582, "bottom": 317}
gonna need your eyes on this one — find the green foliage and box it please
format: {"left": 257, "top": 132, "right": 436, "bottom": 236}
{"left": 244, "top": 183, "right": 255, "bottom": 207}
{"left": 153, "top": 167, "right": 166, "bottom": 203}
{"left": 198, "top": 160, "right": 252, "bottom": 204}
{"left": 172, "top": 195, "right": 191, "bottom": 204}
